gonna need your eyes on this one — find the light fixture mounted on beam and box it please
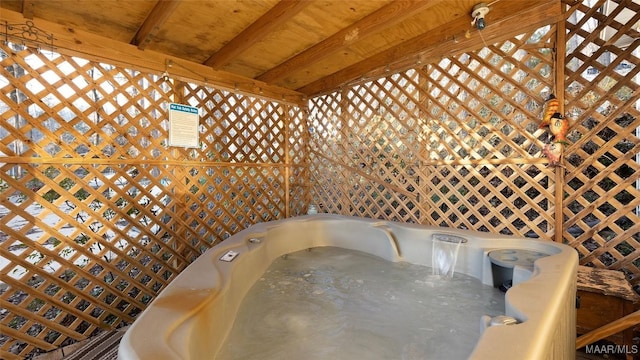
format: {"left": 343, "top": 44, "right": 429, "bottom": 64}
{"left": 162, "top": 59, "right": 172, "bottom": 82}
{"left": 471, "top": 3, "right": 490, "bottom": 30}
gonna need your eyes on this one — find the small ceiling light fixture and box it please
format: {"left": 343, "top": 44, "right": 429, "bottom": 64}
{"left": 162, "top": 59, "right": 172, "bottom": 82}
{"left": 471, "top": 2, "right": 490, "bottom": 30}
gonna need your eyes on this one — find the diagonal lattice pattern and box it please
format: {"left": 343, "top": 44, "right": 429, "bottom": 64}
{"left": 309, "top": 26, "right": 556, "bottom": 238}
{"left": 424, "top": 27, "right": 555, "bottom": 162}
{"left": 286, "top": 107, "right": 310, "bottom": 216}
{"left": 563, "top": 0, "right": 640, "bottom": 288}
{"left": 425, "top": 164, "right": 554, "bottom": 237}
{"left": 309, "top": 72, "right": 424, "bottom": 222}
{"left": 0, "top": 42, "right": 304, "bottom": 358}
{"left": 185, "top": 85, "right": 286, "bottom": 164}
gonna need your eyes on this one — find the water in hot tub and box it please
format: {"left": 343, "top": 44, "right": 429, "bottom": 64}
{"left": 217, "top": 247, "right": 505, "bottom": 360}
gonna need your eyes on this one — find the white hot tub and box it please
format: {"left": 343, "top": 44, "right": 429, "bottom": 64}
{"left": 118, "top": 214, "right": 577, "bottom": 360}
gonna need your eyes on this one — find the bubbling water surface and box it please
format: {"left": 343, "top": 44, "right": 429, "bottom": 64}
{"left": 217, "top": 247, "right": 504, "bottom": 360}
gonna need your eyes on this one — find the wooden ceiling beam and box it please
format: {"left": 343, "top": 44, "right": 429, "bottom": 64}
{"left": 203, "top": 0, "right": 309, "bottom": 69}
{"left": 21, "top": 0, "right": 34, "bottom": 19}
{"left": 131, "top": 0, "right": 181, "bottom": 49}
{"left": 257, "top": 0, "right": 446, "bottom": 84}
{"left": 298, "top": 0, "right": 562, "bottom": 96}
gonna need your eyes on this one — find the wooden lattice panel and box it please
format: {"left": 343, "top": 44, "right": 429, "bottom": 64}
{"left": 0, "top": 42, "right": 302, "bottom": 358}
{"left": 183, "top": 85, "right": 286, "bottom": 163}
{"left": 309, "top": 26, "right": 556, "bottom": 239}
{"left": 563, "top": 0, "right": 640, "bottom": 288}
{"left": 423, "top": 32, "right": 555, "bottom": 163}
{"left": 424, "top": 164, "right": 555, "bottom": 237}
{"left": 309, "top": 72, "right": 424, "bottom": 222}
{"left": 286, "top": 107, "right": 310, "bottom": 216}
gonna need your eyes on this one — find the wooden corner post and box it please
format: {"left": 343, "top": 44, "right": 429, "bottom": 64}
{"left": 554, "top": 9, "right": 567, "bottom": 243}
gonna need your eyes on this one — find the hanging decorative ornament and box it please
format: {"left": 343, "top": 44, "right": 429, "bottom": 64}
{"left": 543, "top": 141, "right": 564, "bottom": 167}
{"left": 539, "top": 94, "right": 559, "bottom": 129}
{"left": 548, "top": 112, "right": 569, "bottom": 144}
{"left": 539, "top": 93, "right": 569, "bottom": 166}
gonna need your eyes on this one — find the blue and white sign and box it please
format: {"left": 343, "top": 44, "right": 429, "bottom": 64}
{"left": 168, "top": 103, "right": 199, "bottom": 148}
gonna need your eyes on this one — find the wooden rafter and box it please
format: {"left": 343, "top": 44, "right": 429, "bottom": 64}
{"left": 21, "top": 0, "right": 34, "bottom": 19}
{"left": 299, "top": 0, "right": 562, "bottom": 95}
{"left": 203, "top": 0, "right": 309, "bottom": 68}
{"left": 131, "top": 0, "right": 181, "bottom": 49}
{"left": 257, "top": 0, "right": 446, "bottom": 84}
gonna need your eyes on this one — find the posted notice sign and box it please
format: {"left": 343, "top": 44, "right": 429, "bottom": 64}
{"left": 168, "top": 103, "right": 199, "bottom": 148}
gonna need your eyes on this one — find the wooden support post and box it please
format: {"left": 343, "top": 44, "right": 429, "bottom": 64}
{"left": 284, "top": 103, "right": 291, "bottom": 218}
{"left": 174, "top": 80, "right": 186, "bottom": 104}
{"left": 554, "top": 15, "right": 566, "bottom": 243}
{"left": 418, "top": 63, "right": 429, "bottom": 224}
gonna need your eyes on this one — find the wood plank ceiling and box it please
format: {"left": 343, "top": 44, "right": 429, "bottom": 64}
{"left": 0, "top": 0, "right": 562, "bottom": 103}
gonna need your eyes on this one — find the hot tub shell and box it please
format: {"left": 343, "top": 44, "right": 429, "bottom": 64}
{"left": 118, "top": 214, "right": 578, "bottom": 360}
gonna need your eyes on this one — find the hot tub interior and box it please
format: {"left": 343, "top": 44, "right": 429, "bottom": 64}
{"left": 217, "top": 246, "right": 505, "bottom": 360}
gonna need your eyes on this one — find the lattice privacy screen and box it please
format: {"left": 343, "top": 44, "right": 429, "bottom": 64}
{"left": 309, "top": 26, "right": 557, "bottom": 237}
{"left": 0, "top": 44, "right": 307, "bottom": 358}
{"left": 563, "top": 0, "right": 640, "bottom": 283}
